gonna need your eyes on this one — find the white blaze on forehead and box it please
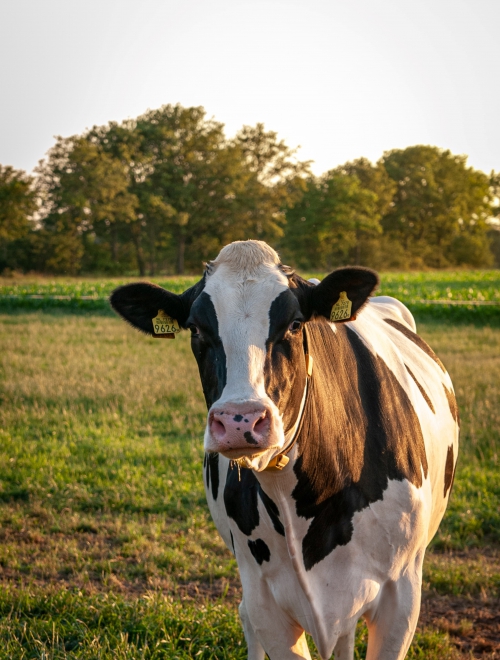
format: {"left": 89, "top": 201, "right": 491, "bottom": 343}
{"left": 204, "top": 241, "right": 289, "bottom": 404}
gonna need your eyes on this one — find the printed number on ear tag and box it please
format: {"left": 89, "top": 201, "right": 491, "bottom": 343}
{"left": 152, "top": 310, "right": 180, "bottom": 338}
{"left": 330, "top": 291, "right": 353, "bottom": 322}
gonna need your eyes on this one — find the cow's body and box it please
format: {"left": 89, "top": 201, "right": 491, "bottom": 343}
{"left": 111, "top": 241, "right": 459, "bottom": 660}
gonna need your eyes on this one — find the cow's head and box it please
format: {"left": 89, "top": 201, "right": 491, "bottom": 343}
{"left": 110, "top": 241, "right": 378, "bottom": 471}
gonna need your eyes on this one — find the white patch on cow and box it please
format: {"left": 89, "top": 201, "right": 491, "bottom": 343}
{"left": 202, "top": 241, "right": 291, "bottom": 468}
{"left": 348, "top": 298, "right": 458, "bottom": 539}
{"left": 369, "top": 295, "right": 417, "bottom": 332}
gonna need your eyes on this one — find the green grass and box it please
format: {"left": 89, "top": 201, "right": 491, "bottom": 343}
{"left": 1, "top": 271, "right": 499, "bottom": 325}
{"left": 0, "top": 588, "right": 246, "bottom": 659}
{"left": 0, "top": 275, "right": 196, "bottom": 298}
{"left": 1, "top": 269, "right": 498, "bottom": 302}
{"left": 0, "top": 588, "right": 458, "bottom": 660}
{"left": 423, "top": 551, "right": 500, "bottom": 597}
{"left": 0, "top": 311, "right": 498, "bottom": 657}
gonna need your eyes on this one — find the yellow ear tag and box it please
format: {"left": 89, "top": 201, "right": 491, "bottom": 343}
{"left": 330, "top": 291, "right": 353, "bottom": 322}
{"left": 152, "top": 310, "right": 181, "bottom": 339}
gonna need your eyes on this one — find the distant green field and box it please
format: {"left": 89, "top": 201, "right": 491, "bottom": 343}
{"left": 0, "top": 307, "right": 499, "bottom": 658}
{"left": 1, "top": 270, "right": 499, "bottom": 324}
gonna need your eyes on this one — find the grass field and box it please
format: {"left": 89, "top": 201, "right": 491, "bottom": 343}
{"left": 1, "top": 271, "right": 499, "bottom": 326}
{"left": 0, "top": 297, "right": 499, "bottom": 657}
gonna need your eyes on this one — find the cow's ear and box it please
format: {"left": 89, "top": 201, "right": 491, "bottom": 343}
{"left": 307, "top": 267, "right": 379, "bottom": 322}
{"left": 110, "top": 280, "right": 202, "bottom": 335}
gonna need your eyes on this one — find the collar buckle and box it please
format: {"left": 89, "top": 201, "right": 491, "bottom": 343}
{"left": 264, "top": 454, "right": 290, "bottom": 472}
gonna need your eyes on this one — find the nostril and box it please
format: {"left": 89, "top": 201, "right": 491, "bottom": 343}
{"left": 210, "top": 419, "right": 226, "bottom": 440}
{"left": 253, "top": 413, "right": 269, "bottom": 436}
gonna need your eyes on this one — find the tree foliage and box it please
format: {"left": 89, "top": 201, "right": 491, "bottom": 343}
{"left": 282, "top": 171, "right": 380, "bottom": 269}
{"left": 74, "top": 106, "right": 309, "bottom": 274}
{"left": 1, "top": 106, "right": 498, "bottom": 274}
{"left": 36, "top": 137, "right": 137, "bottom": 274}
{"left": 0, "top": 165, "right": 37, "bottom": 271}
{"left": 381, "top": 146, "right": 494, "bottom": 268}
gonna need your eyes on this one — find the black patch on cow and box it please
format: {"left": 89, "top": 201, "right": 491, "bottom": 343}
{"left": 265, "top": 290, "right": 308, "bottom": 434}
{"left": 244, "top": 431, "right": 258, "bottom": 445}
{"left": 204, "top": 452, "right": 219, "bottom": 500}
{"left": 443, "top": 383, "right": 460, "bottom": 426}
{"left": 384, "top": 318, "right": 446, "bottom": 372}
{"left": 230, "top": 530, "right": 235, "bottom": 554}
{"left": 308, "top": 267, "right": 379, "bottom": 323}
{"left": 248, "top": 538, "right": 271, "bottom": 565}
{"left": 224, "top": 465, "right": 260, "bottom": 536}
{"left": 110, "top": 278, "right": 205, "bottom": 335}
{"left": 292, "top": 320, "right": 429, "bottom": 571}
{"left": 233, "top": 415, "right": 243, "bottom": 422}
{"left": 258, "top": 487, "right": 285, "bottom": 536}
{"left": 188, "top": 292, "right": 227, "bottom": 408}
{"left": 405, "top": 364, "right": 435, "bottom": 413}
{"left": 287, "top": 268, "right": 378, "bottom": 322}
{"left": 444, "top": 445, "right": 455, "bottom": 497}
{"left": 224, "top": 464, "right": 285, "bottom": 537}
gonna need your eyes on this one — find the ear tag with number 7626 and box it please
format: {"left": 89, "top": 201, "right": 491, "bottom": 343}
{"left": 152, "top": 310, "right": 181, "bottom": 338}
{"left": 330, "top": 291, "right": 353, "bottom": 322}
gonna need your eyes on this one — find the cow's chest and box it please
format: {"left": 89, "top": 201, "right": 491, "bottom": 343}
{"left": 204, "top": 454, "right": 430, "bottom": 628}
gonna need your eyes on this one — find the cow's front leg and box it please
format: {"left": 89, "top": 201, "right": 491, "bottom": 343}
{"left": 239, "top": 599, "right": 266, "bottom": 660}
{"left": 364, "top": 572, "right": 421, "bottom": 660}
{"left": 241, "top": 594, "right": 312, "bottom": 659}
{"left": 333, "top": 626, "right": 356, "bottom": 660}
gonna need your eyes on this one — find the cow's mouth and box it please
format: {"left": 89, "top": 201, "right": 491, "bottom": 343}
{"left": 219, "top": 446, "right": 278, "bottom": 460}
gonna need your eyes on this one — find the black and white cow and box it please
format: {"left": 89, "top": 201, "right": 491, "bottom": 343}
{"left": 110, "top": 240, "right": 459, "bottom": 660}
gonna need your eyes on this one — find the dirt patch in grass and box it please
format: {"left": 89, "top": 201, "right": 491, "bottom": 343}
{"left": 420, "top": 593, "right": 500, "bottom": 658}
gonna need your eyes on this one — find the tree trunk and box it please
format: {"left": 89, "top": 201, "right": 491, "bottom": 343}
{"left": 111, "top": 226, "right": 118, "bottom": 263}
{"left": 176, "top": 234, "right": 185, "bottom": 274}
{"left": 131, "top": 229, "right": 146, "bottom": 276}
{"left": 149, "top": 224, "right": 156, "bottom": 276}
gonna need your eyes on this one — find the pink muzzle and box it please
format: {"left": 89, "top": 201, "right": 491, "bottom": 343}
{"left": 207, "top": 403, "right": 273, "bottom": 454}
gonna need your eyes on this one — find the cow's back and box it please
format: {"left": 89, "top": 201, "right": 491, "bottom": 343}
{"left": 357, "top": 297, "right": 459, "bottom": 539}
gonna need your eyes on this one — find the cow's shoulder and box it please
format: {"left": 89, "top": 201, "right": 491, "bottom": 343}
{"left": 367, "top": 295, "right": 416, "bottom": 332}
{"left": 292, "top": 318, "right": 429, "bottom": 569}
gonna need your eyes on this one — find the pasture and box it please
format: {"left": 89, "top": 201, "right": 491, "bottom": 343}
{"left": 0, "top": 271, "right": 499, "bottom": 658}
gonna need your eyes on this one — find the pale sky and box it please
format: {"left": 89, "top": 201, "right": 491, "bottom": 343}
{"left": 1, "top": 0, "right": 499, "bottom": 176}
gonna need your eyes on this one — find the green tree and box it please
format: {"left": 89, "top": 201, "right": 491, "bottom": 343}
{"left": 91, "top": 108, "right": 311, "bottom": 274}
{"left": 283, "top": 171, "right": 381, "bottom": 269}
{"left": 331, "top": 158, "right": 396, "bottom": 264}
{"left": 334, "top": 157, "right": 396, "bottom": 218}
{"left": 232, "top": 123, "right": 310, "bottom": 244}
{"left": 37, "top": 137, "right": 137, "bottom": 274}
{"left": 381, "top": 146, "right": 494, "bottom": 267}
{"left": 91, "top": 105, "right": 244, "bottom": 274}
{"left": 0, "top": 165, "right": 37, "bottom": 271}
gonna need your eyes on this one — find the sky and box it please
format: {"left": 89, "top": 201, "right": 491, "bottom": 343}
{"left": 1, "top": 0, "right": 499, "bottom": 176}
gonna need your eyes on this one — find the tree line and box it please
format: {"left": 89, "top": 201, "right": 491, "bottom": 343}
{"left": 1, "top": 103, "right": 499, "bottom": 275}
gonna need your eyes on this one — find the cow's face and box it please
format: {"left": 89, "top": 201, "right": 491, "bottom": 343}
{"left": 187, "top": 251, "right": 308, "bottom": 469}
{"left": 110, "top": 240, "right": 378, "bottom": 471}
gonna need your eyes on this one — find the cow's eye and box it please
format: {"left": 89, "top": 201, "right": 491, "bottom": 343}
{"left": 189, "top": 325, "right": 200, "bottom": 337}
{"left": 288, "top": 320, "right": 303, "bottom": 333}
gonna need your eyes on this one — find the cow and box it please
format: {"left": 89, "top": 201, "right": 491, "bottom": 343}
{"left": 110, "top": 240, "right": 459, "bottom": 660}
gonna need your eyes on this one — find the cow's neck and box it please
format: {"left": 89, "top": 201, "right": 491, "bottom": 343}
{"left": 258, "top": 316, "right": 428, "bottom": 571}
{"left": 263, "top": 327, "right": 313, "bottom": 472}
